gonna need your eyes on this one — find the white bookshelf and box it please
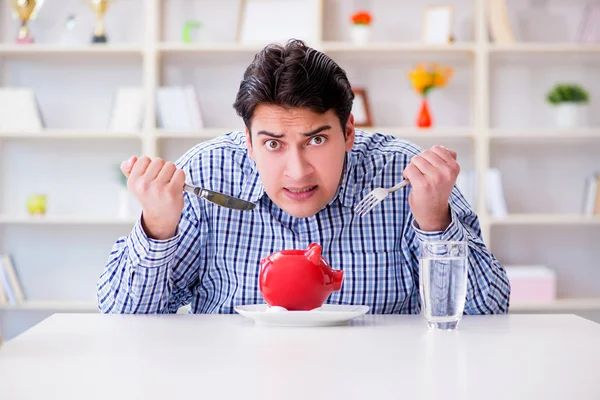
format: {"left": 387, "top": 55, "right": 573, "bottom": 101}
{"left": 0, "top": 0, "right": 599, "bottom": 338}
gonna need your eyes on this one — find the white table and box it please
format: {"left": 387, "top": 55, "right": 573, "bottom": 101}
{"left": 0, "top": 313, "right": 599, "bottom": 400}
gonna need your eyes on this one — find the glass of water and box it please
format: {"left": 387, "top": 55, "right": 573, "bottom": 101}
{"left": 419, "top": 241, "right": 469, "bottom": 330}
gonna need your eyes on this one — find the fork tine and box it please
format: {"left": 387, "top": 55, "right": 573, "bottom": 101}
{"left": 355, "top": 197, "right": 379, "bottom": 216}
{"left": 354, "top": 194, "right": 376, "bottom": 214}
{"left": 358, "top": 199, "right": 382, "bottom": 217}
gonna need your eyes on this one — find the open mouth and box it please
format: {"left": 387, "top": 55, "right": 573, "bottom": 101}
{"left": 283, "top": 185, "right": 318, "bottom": 199}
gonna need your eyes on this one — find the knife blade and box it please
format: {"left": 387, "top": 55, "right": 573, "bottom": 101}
{"left": 183, "top": 184, "right": 256, "bottom": 211}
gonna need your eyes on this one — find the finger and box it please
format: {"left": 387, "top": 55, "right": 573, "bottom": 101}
{"left": 168, "top": 169, "right": 186, "bottom": 189}
{"left": 143, "top": 158, "right": 166, "bottom": 181}
{"left": 156, "top": 161, "right": 177, "bottom": 184}
{"left": 402, "top": 163, "right": 427, "bottom": 188}
{"left": 419, "top": 150, "right": 447, "bottom": 169}
{"left": 120, "top": 156, "right": 138, "bottom": 178}
{"left": 431, "top": 146, "right": 460, "bottom": 176}
{"left": 130, "top": 156, "right": 151, "bottom": 179}
{"left": 410, "top": 154, "right": 437, "bottom": 177}
{"left": 431, "top": 145, "right": 457, "bottom": 163}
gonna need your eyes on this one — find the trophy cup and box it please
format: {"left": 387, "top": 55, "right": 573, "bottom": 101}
{"left": 10, "top": 0, "right": 45, "bottom": 44}
{"left": 88, "top": 0, "right": 112, "bottom": 43}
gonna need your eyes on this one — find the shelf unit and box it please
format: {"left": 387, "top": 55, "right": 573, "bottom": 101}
{"left": 0, "top": 0, "right": 599, "bottom": 334}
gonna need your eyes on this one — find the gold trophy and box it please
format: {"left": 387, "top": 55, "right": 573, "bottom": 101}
{"left": 88, "top": 0, "right": 112, "bottom": 43}
{"left": 10, "top": 0, "right": 44, "bottom": 44}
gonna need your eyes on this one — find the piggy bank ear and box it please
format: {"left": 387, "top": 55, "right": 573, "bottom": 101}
{"left": 305, "top": 243, "right": 322, "bottom": 266}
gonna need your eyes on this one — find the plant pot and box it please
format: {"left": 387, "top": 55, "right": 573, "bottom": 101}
{"left": 555, "top": 103, "right": 586, "bottom": 129}
{"left": 350, "top": 24, "right": 370, "bottom": 45}
{"left": 416, "top": 97, "right": 432, "bottom": 128}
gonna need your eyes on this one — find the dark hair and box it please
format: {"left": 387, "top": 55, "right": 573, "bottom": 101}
{"left": 233, "top": 39, "right": 354, "bottom": 135}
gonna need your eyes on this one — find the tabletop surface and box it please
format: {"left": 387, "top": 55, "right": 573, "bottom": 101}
{"left": 1, "top": 313, "right": 599, "bottom": 400}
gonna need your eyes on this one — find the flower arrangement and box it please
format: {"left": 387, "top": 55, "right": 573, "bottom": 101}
{"left": 350, "top": 10, "right": 373, "bottom": 25}
{"left": 546, "top": 84, "right": 590, "bottom": 105}
{"left": 407, "top": 63, "right": 453, "bottom": 128}
{"left": 408, "top": 63, "right": 453, "bottom": 97}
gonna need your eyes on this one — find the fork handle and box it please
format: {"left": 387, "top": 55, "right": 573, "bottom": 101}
{"left": 389, "top": 179, "right": 409, "bottom": 193}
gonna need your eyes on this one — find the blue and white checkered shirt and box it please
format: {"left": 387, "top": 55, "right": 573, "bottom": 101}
{"left": 97, "top": 130, "right": 510, "bottom": 314}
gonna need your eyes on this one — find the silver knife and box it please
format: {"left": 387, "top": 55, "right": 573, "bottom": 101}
{"left": 183, "top": 184, "right": 256, "bottom": 211}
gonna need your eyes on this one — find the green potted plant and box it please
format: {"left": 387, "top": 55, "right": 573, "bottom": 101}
{"left": 546, "top": 83, "right": 590, "bottom": 129}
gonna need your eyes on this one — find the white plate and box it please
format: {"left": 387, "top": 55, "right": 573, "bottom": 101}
{"left": 234, "top": 304, "right": 370, "bottom": 327}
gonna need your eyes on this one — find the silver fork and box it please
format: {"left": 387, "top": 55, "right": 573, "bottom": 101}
{"left": 354, "top": 179, "right": 409, "bottom": 217}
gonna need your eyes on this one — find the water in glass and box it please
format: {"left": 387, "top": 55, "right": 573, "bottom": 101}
{"left": 419, "top": 241, "right": 468, "bottom": 330}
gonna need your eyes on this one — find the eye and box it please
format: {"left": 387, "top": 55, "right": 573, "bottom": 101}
{"left": 309, "top": 135, "right": 327, "bottom": 146}
{"left": 264, "top": 140, "right": 281, "bottom": 150}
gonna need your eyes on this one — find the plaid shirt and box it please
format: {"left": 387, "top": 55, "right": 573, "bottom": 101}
{"left": 97, "top": 130, "right": 510, "bottom": 314}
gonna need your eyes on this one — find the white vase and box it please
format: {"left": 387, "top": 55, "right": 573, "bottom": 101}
{"left": 350, "top": 25, "right": 370, "bottom": 45}
{"left": 555, "top": 103, "right": 585, "bottom": 129}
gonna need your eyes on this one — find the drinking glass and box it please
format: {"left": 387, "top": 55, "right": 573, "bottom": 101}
{"left": 419, "top": 241, "right": 469, "bottom": 330}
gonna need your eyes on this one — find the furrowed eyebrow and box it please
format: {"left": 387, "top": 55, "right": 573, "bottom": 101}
{"left": 256, "top": 125, "right": 331, "bottom": 139}
{"left": 303, "top": 125, "right": 331, "bottom": 137}
{"left": 256, "top": 131, "right": 284, "bottom": 138}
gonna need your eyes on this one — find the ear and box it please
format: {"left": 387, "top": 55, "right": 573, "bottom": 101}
{"left": 245, "top": 127, "right": 255, "bottom": 161}
{"left": 345, "top": 114, "right": 355, "bottom": 152}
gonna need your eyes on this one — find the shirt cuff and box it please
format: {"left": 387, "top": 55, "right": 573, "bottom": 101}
{"left": 127, "top": 217, "right": 180, "bottom": 268}
{"left": 412, "top": 206, "right": 466, "bottom": 242}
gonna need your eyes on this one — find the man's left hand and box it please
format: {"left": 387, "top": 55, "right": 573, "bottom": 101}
{"left": 402, "top": 145, "right": 459, "bottom": 232}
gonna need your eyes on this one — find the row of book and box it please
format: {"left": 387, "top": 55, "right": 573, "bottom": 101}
{"left": 0, "top": 254, "right": 25, "bottom": 306}
{"left": 459, "top": 169, "right": 600, "bottom": 217}
{"left": 583, "top": 172, "right": 600, "bottom": 216}
{"left": 0, "top": 86, "right": 205, "bottom": 133}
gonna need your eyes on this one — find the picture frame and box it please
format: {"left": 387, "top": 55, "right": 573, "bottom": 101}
{"left": 236, "top": 0, "right": 316, "bottom": 44}
{"left": 422, "top": 5, "right": 454, "bottom": 44}
{"left": 351, "top": 88, "right": 373, "bottom": 127}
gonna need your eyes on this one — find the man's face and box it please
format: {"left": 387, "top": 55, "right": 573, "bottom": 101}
{"left": 246, "top": 105, "right": 355, "bottom": 218}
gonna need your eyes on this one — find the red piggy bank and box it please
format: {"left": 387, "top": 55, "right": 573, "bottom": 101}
{"left": 259, "top": 243, "right": 344, "bottom": 311}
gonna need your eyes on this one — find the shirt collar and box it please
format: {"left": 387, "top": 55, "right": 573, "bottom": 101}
{"left": 239, "top": 163, "right": 266, "bottom": 203}
{"left": 330, "top": 150, "right": 358, "bottom": 209}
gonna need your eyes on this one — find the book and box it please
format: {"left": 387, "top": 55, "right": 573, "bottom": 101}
{"left": 156, "top": 86, "right": 204, "bottom": 132}
{"left": 456, "top": 170, "right": 476, "bottom": 208}
{"left": 594, "top": 174, "right": 600, "bottom": 215}
{"left": 488, "top": 0, "right": 515, "bottom": 44}
{"left": 0, "top": 277, "right": 8, "bottom": 305}
{"left": 577, "top": 4, "right": 600, "bottom": 43}
{"left": 504, "top": 265, "right": 556, "bottom": 303}
{"left": 582, "top": 173, "right": 599, "bottom": 215}
{"left": 0, "top": 255, "right": 25, "bottom": 305}
{"left": 0, "top": 88, "right": 44, "bottom": 132}
{"left": 486, "top": 168, "right": 509, "bottom": 218}
{"left": 108, "top": 87, "right": 145, "bottom": 132}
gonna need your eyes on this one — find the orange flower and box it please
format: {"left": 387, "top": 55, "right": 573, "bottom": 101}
{"left": 408, "top": 63, "right": 453, "bottom": 96}
{"left": 351, "top": 10, "right": 372, "bottom": 25}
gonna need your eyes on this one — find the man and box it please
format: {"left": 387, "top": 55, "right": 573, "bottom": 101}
{"left": 97, "top": 39, "right": 510, "bottom": 314}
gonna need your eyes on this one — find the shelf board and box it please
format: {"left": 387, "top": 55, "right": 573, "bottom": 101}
{"left": 511, "top": 298, "right": 600, "bottom": 311}
{"left": 0, "top": 130, "right": 143, "bottom": 139}
{"left": 0, "top": 44, "right": 144, "bottom": 55}
{"left": 490, "top": 128, "right": 600, "bottom": 140}
{"left": 0, "top": 215, "right": 137, "bottom": 225}
{"left": 0, "top": 301, "right": 98, "bottom": 312}
{"left": 489, "top": 43, "right": 600, "bottom": 53}
{"left": 154, "top": 127, "right": 473, "bottom": 140}
{"left": 155, "top": 128, "right": 236, "bottom": 139}
{"left": 320, "top": 41, "right": 475, "bottom": 54}
{"left": 365, "top": 126, "right": 473, "bottom": 139}
{"left": 491, "top": 214, "right": 600, "bottom": 225}
{"left": 158, "top": 42, "right": 266, "bottom": 54}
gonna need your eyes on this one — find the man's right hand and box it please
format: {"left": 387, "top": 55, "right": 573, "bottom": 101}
{"left": 121, "top": 156, "right": 186, "bottom": 240}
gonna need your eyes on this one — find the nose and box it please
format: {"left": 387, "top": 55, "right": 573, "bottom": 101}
{"left": 284, "top": 148, "right": 313, "bottom": 181}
